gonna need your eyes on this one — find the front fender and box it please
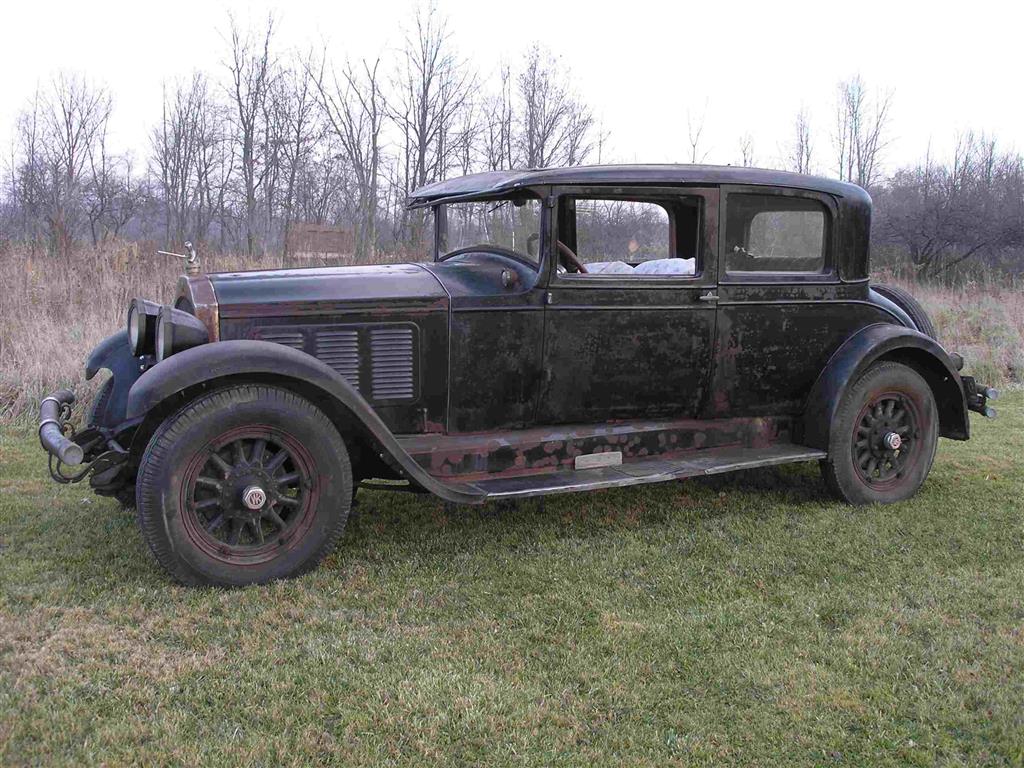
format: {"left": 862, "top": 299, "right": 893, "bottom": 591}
{"left": 802, "top": 323, "right": 969, "bottom": 450}
{"left": 126, "top": 340, "right": 482, "bottom": 504}
{"left": 85, "top": 330, "right": 146, "bottom": 427}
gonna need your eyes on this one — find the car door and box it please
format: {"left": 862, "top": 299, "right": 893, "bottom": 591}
{"left": 709, "top": 185, "right": 880, "bottom": 417}
{"left": 536, "top": 186, "right": 719, "bottom": 425}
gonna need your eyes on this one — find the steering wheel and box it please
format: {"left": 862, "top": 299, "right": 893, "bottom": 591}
{"left": 556, "top": 240, "right": 588, "bottom": 274}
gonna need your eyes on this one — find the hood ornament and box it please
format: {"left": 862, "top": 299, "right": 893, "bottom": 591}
{"left": 157, "top": 241, "right": 201, "bottom": 277}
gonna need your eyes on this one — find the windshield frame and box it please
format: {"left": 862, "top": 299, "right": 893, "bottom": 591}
{"left": 432, "top": 191, "right": 546, "bottom": 271}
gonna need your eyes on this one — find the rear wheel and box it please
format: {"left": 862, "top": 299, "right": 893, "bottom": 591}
{"left": 820, "top": 361, "right": 938, "bottom": 505}
{"left": 136, "top": 385, "right": 352, "bottom": 586}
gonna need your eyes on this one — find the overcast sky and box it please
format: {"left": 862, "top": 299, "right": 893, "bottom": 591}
{"left": 2, "top": 0, "right": 1021, "bottom": 176}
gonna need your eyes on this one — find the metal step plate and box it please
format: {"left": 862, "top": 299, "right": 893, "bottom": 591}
{"left": 575, "top": 451, "right": 623, "bottom": 470}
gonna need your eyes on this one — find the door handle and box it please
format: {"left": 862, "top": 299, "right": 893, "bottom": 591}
{"left": 698, "top": 291, "right": 719, "bottom": 303}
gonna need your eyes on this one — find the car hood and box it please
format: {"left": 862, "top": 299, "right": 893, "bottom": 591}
{"left": 209, "top": 263, "right": 447, "bottom": 318}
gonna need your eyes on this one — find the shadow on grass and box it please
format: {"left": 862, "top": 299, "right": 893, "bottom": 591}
{"left": 343, "top": 462, "right": 833, "bottom": 554}
{"left": 23, "top": 461, "right": 833, "bottom": 594}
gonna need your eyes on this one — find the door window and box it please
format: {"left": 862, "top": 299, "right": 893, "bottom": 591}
{"left": 560, "top": 197, "right": 700, "bottom": 277}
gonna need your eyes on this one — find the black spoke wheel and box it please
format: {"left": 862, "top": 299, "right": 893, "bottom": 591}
{"left": 851, "top": 392, "right": 921, "bottom": 490}
{"left": 136, "top": 385, "right": 352, "bottom": 586}
{"left": 181, "top": 427, "right": 319, "bottom": 566}
{"left": 820, "top": 362, "right": 938, "bottom": 505}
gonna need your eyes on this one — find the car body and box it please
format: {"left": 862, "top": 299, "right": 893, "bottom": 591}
{"left": 39, "top": 164, "right": 998, "bottom": 586}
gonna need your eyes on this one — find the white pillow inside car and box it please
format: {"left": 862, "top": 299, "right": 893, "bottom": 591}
{"left": 586, "top": 260, "right": 635, "bottom": 274}
{"left": 633, "top": 258, "right": 696, "bottom": 275}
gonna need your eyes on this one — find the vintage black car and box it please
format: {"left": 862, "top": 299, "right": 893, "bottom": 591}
{"left": 40, "top": 165, "right": 997, "bottom": 586}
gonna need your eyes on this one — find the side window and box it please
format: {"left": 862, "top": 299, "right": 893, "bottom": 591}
{"left": 725, "top": 194, "right": 827, "bottom": 274}
{"left": 563, "top": 197, "right": 699, "bottom": 277}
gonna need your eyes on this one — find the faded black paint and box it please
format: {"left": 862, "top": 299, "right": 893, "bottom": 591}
{"left": 50, "top": 165, "right": 974, "bottom": 506}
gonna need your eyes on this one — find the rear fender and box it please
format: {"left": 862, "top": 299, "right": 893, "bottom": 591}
{"left": 126, "top": 340, "right": 482, "bottom": 504}
{"left": 802, "top": 323, "right": 969, "bottom": 450}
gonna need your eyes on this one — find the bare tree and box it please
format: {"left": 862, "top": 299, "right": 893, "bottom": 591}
{"left": 151, "top": 73, "right": 231, "bottom": 247}
{"left": 517, "top": 45, "right": 595, "bottom": 168}
{"left": 686, "top": 103, "right": 709, "bottom": 163}
{"left": 84, "top": 125, "right": 139, "bottom": 245}
{"left": 274, "top": 62, "right": 320, "bottom": 263}
{"left": 875, "top": 131, "right": 1024, "bottom": 278}
{"left": 738, "top": 132, "right": 756, "bottom": 167}
{"left": 14, "top": 76, "right": 113, "bottom": 260}
{"left": 387, "top": 2, "right": 476, "bottom": 250}
{"left": 226, "top": 15, "right": 277, "bottom": 256}
{"left": 483, "top": 64, "right": 516, "bottom": 170}
{"left": 833, "top": 75, "right": 893, "bottom": 188}
{"left": 788, "top": 107, "right": 813, "bottom": 174}
{"left": 9, "top": 91, "right": 47, "bottom": 249}
{"left": 312, "top": 54, "right": 385, "bottom": 259}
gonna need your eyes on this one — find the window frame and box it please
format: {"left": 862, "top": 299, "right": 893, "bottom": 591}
{"left": 432, "top": 192, "right": 546, "bottom": 271}
{"left": 548, "top": 185, "right": 712, "bottom": 287}
{"left": 720, "top": 185, "right": 839, "bottom": 284}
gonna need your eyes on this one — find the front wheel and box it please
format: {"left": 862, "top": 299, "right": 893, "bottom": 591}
{"left": 136, "top": 385, "right": 352, "bottom": 586}
{"left": 820, "top": 361, "right": 938, "bottom": 505}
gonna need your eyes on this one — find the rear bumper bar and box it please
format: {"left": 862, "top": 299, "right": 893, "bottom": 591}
{"left": 962, "top": 375, "right": 999, "bottom": 418}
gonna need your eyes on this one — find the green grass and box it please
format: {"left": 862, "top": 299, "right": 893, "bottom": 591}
{"left": 2, "top": 397, "right": 1023, "bottom": 766}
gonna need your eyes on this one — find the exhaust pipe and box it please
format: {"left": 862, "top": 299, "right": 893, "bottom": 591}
{"left": 39, "top": 390, "right": 84, "bottom": 465}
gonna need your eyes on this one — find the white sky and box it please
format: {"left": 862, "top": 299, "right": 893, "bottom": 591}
{"left": 1, "top": 0, "right": 1021, "bottom": 176}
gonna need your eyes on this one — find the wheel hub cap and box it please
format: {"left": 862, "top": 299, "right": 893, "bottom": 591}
{"left": 883, "top": 432, "right": 902, "bottom": 451}
{"left": 241, "top": 485, "right": 267, "bottom": 510}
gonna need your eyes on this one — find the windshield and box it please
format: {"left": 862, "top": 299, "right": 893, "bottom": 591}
{"left": 438, "top": 198, "right": 542, "bottom": 265}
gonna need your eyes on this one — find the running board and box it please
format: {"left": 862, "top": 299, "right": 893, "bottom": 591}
{"left": 442, "top": 444, "right": 826, "bottom": 501}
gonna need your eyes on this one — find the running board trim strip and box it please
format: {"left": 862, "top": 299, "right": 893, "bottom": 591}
{"left": 443, "top": 444, "right": 826, "bottom": 501}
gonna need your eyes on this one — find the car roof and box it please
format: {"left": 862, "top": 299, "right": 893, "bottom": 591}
{"left": 408, "top": 164, "right": 870, "bottom": 206}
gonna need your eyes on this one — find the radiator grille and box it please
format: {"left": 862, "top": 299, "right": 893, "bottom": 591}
{"left": 314, "top": 329, "right": 361, "bottom": 391}
{"left": 370, "top": 327, "right": 415, "bottom": 401}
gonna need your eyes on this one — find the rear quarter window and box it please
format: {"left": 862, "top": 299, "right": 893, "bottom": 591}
{"left": 726, "top": 194, "right": 828, "bottom": 274}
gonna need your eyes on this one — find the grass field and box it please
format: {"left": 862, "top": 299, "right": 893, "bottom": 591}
{"left": 2, "top": 395, "right": 1023, "bottom": 766}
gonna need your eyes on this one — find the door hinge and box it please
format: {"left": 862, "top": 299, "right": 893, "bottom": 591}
{"left": 546, "top": 291, "right": 554, "bottom": 305}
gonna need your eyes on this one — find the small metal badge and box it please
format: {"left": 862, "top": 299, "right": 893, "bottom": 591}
{"left": 574, "top": 451, "right": 623, "bottom": 470}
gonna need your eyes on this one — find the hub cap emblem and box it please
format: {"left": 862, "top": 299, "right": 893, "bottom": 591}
{"left": 883, "top": 432, "right": 902, "bottom": 451}
{"left": 242, "top": 485, "right": 267, "bottom": 510}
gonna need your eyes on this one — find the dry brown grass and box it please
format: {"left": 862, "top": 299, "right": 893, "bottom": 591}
{"left": 883, "top": 274, "right": 1024, "bottom": 387}
{"left": 0, "top": 241, "right": 380, "bottom": 422}
{"left": 1, "top": 242, "right": 1021, "bottom": 423}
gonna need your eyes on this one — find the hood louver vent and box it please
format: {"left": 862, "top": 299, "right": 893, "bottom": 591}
{"left": 252, "top": 322, "right": 418, "bottom": 404}
{"left": 370, "top": 327, "right": 416, "bottom": 401}
{"left": 254, "top": 329, "right": 304, "bottom": 349}
{"left": 315, "top": 329, "right": 361, "bottom": 391}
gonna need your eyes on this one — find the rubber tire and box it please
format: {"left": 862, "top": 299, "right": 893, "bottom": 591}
{"left": 873, "top": 283, "right": 937, "bottom": 339}
{"left": 819, "top": 361, "right": 938, "bottom": 505}
{"left": 135, "top": 385, "right": 352, "bottom": 586}
{"left": 88, "top": 377, "right": 115, "bottom": 427}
